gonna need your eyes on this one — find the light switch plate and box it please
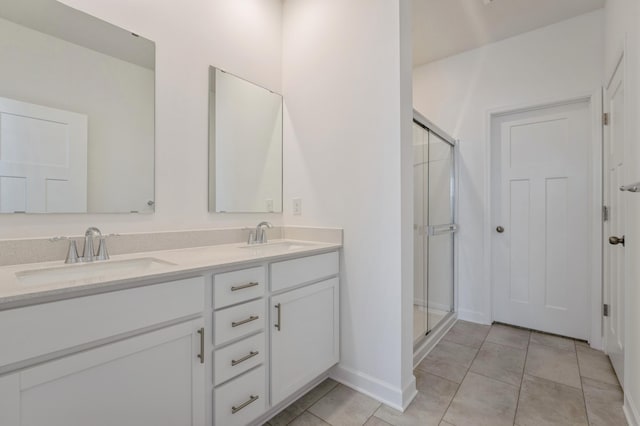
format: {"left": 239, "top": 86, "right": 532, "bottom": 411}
{"left": 292, "top": 198, "right": 302, "bottom": 215}
{"left": 266, "top": 199, "right": 274, "bottom": 212}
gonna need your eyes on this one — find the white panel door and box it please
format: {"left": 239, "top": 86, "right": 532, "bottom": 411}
{"left": 604, "top": 62, "right": 625, "bottom": 385}
{"left": 492, "top": 100, "right": 590, "bottom": 339}
{"left": 0, "top": 96, "right": 87, "bottom": 213}
{"left": 0, "top": 320, "right": 205, "bottom": 426}
{"left": 271, "top": 278, "right": 339, "bottom": 406}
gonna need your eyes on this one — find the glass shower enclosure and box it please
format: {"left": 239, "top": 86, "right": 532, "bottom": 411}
{"left": 413, "top": 111, "right": 457, "bottom": 344}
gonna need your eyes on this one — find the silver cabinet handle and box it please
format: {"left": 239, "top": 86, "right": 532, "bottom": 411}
{"left": 231, "top": 281, "right": 259, "bottom": 291}
{"left": 231, "top": 315, "right": 259, "bottom": 328}
{"left": 197, "top": 328, "right": 204, "bottom": 364}
{"left": 232, "top": 395, "right": 259, "bottom": 414}
{"left": 231, "top": 351, "right": 259, "bottom": 366}
{"left": 275, "top": 303, "right": 281, "bottom": 331}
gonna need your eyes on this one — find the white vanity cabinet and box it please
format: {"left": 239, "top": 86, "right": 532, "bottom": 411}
{"left": 0, "top": 245, "right": 341, "bottom": 426}
{"left": 0, "top": 277, "right": 206, "bottom": 426}
{"left": 211, "top": 250, "right": 340, "bottom": 426}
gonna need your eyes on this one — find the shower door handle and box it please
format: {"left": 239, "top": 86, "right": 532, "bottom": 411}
{"left": 428, "top": 224, "right": 458, "bottom": 236}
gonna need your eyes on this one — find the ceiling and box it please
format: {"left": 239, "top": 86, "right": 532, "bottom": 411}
{"left": 1, "top": 0, "right": 155, "bottom": 69}
{"left": 412, "top": 0, "right": 605, "bottom": 66}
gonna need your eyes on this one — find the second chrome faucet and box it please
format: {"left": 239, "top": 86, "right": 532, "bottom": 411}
{"left": 247, "top": 221, "right": 273, "bottom": 245}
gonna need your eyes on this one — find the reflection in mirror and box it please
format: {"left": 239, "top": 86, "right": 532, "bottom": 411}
{"left": 0, "top": 0, "right": 155, "bottom": 214}
{"left": 209, "top": 67, "right": 283, "bottom": 213}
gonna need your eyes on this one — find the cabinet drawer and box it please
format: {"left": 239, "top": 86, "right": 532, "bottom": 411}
{"left": 214, "top": 333, "right": 265, "bottom": 386}
{"left": 214, "top": 299, "right": 265, "bottom": 346}
{"left": 271, "top": 251, "right": 339, "bottom": 292}
{"left": 214, "top": 266, "right": 265, "bottom": 309}
{"left": 215, "top": 366, "right": 266, "bottom": 426}
{"left": 0, "top": 277, "right": 205, "bottom": 371}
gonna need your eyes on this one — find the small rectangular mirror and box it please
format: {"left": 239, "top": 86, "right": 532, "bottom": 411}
{"left": 0, "top": 0, "right": 155, "bottom": 214}
{"left": 209, "top": 67, "right": 283, "bottom": 213}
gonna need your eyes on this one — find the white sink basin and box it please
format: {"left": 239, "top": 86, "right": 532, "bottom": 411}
{"left": 239, "top": 241, "right": 315, "bottom": 252}
{"left": 16, "top": 257, "right": 175, "bottom": 287}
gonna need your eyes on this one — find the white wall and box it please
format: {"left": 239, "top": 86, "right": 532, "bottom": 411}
{"left": 604, "top": 0, "right": 640, "bottom": 422}
{"left": 0, "top": 16, "right": 154, "bottom": 213}
{"left": 282, "top": 0, "right": 415, "bottom": 410}
{"left": 412, "top": 10, "right": 604, "bottom": 325}
{"left": 0, "top": 0, "right": 283, "bottom": 238}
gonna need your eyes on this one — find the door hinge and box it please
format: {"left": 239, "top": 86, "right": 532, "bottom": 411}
{"left": 603, "top": 112, "right": 609, "bottom": 126}
{"left": 603, "top": 304, "right": 610, "bottom": 317}
{"left": 603, "top": 205, "right": 609, "bottom": 222}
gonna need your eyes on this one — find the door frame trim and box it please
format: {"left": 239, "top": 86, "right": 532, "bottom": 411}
{"left": 484, "top": 90, "right": 603, "bottom": 348}
{"left": 602, "top": 49, "right": 626, "bottom": 386}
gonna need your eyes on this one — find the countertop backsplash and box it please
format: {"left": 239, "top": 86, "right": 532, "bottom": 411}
{"left": 0, "top": 227, "right": 343, "bottom": 267}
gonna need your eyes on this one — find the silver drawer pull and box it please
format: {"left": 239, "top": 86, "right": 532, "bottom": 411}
{"left": 231, "top": 281, "right": 259, "bottom": 291}
{"left": 231, "top": 350, "right": 259, "bottom": 366}
{"left": 232, "top": 395, "right": 259, "bottom": 414}
{"left": 197, "top": 328, "right": 204, "bottom": 364}
{"left": 232, "top": 315, "right": 259, "bottom": 327}
{"left": 274, "top": 303, "right": 281, "bottom": 331}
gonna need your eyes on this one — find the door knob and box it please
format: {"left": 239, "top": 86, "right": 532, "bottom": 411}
{"left": 496, "top": 226, "right": 504, "bottom": 233}
{"left": 609, "top": 235, "right": 625, "bottom": 246}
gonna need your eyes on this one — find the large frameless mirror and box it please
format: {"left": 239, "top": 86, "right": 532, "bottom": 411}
{"left": 0, "top": 0, "right": 155, "bottom": 214}
{"left": 208, "top": 67, "right": 283, "bottom": 213}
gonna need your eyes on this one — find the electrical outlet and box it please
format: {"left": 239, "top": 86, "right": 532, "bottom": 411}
{"left": 266, "top": 199, "right": 274, "bottom": 212}
{"left": 292, "top": 198, "right": 302, "bottom": 215}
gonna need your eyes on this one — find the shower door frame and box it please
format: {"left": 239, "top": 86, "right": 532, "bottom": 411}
{"left": 412, "top": 110, "right": 459, "bottom": 365}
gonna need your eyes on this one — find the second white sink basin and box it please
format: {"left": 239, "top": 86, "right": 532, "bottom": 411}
{"left": 16, "top": 257, "right": 175, "bottom": 287}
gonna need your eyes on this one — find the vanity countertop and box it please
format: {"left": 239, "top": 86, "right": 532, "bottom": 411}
{"left": 0, "top": 239, "right": 341, "bottom": 310}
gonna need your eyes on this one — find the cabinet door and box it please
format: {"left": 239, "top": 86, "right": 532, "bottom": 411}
{"left": 0, "top": 320, "right": 205, "bottom": 426}
{"left": 271, "top": 278, "right": 339, "bottom": 405}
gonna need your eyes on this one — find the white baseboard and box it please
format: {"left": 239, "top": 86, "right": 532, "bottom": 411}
{"left": 457, "top": 308, "right": 491, "bottom": 325}
{"left": 329, "top": 364, "right": 416, "bottom": 412}
{"left": 625, "top": 392, "right": 639, "bottom": 426}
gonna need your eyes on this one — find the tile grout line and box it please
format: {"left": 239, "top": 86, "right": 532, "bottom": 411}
{"left": 470, "top": 338, "right": 532, "bottom": 388}
{"left": 512, "top": 332, "right": 531, "bottom": 426}
{"left": 361, "top": 406, "right": 382, "bottom": 426}
{"left": 437, "top": 328, "right": 488, "bottom": 426}
{"left": 415, "top": 362, "right": 467, "bottom": 385}
{"left": 282, "top": 379, "right": 339, "bottom": 426}
{"left": 574, "top": 340, "right": 592, "bottom": 426}
{"left": 306, "top": 410, "right": 332, "bottom": 426}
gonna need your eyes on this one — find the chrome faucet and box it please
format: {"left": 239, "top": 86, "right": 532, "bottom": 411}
{"left": 248, "top": 221, "right": 273, "bottom": 245}
{"left": 49, "top": 227, "right": 111, "bottom": 264}
{"left": 81, "top": 227, "right": 110, "bottom": 262}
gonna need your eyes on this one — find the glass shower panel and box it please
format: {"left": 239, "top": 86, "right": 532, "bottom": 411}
{"left": 413, "top": 123, "right": 428, "bottom": 343}
{"left": 427, "top": 131, "right": 454, "bottom": 332}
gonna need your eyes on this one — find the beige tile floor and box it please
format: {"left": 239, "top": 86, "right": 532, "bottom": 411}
{"left": 265, "top": 321, "right": 628, "bottom": 426}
